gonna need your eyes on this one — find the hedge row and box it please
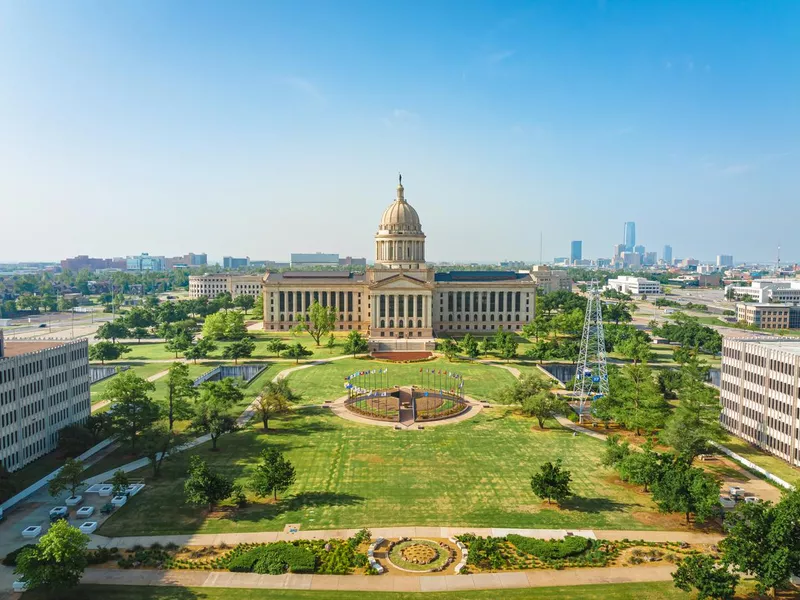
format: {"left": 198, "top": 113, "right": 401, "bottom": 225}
{"left": 227, "top": 542, "right": 316, "bottom": 574}
{"left": 506, "top": 535, "right": 591, "bottom": 559}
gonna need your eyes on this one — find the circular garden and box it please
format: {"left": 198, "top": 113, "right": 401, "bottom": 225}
{"left": 386, "top": 539, "right": 456, "bottom": 573}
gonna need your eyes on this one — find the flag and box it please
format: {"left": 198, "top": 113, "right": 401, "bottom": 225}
{"left": 419, "top": 368, "right": 423, "bottom": 372}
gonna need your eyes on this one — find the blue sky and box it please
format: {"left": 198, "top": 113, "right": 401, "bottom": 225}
{"left": 0, "top": 1, "right": 798, "bottom": 264}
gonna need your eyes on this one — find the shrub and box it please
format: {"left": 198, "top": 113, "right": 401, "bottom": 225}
{"left": 86, "top": 547, "right": 121, "bottom": 565}
{"left": 506, "top": 535, "right": 591, "bottom": 560}
{"left": 2, "top": 544, "right": 35, "bottom": 567}
{"left": 226, "top": 542, "right": 315, "bottom": 574}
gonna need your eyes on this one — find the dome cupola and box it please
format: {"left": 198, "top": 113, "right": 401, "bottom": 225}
{"left": 374, "top": 175, "right": 426, "bottom": 268}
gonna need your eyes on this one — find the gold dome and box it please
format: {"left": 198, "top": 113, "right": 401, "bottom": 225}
{"left": 379, "top": 181, "right": 422, "bottom": 233}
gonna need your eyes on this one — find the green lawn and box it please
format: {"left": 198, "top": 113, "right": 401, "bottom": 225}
{"left": 98, "top": 406, "right": 666, "bottom": 537}
{"left": 119, "top": 333, "right": 352, "bottom": 362}
{"left": 91, "top": 363, "right": 173, "bottom": 404}
{"left": 284, "top": 358, "right": 523, "bottom": 404}
{"left": 720, "top": 437, "right": 800, "bottom": 487}
{"left": 21, "top": 582, "right": 727, "bottom": 600}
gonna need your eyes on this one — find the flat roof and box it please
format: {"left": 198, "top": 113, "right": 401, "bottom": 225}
{"left": 434, "top": 271, "right": 530, "bottom": 282}
{"left": 266, "top": 271, "right": 366, "bottom": 282}
{"left": 3, "top": 340, "right": 66, "bottom": 358}
{"left": 735, "top": 338, "right": 800, "bottom": 357}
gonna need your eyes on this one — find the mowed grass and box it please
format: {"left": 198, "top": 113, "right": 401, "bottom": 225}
{"left": 98, "top": 407, "right": 663, "bottom": 537}
{"left": 23, "top": 582, "right": 737, "bottom": 600}
{"left": 120, "top": 332, "right": 352, "bottom": 362}
{"left": 285, "top": 358, "right": 524, "bottom": 404}
{"left": 91, "top": 363, "right": 173, "bottom": 404}
{"left": 720, "top": 437, "right": 800, "bottom": 487}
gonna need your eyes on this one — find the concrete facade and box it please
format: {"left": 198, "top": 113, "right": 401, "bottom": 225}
{"left": 606, "top": 276, "right": 662, "bottom": 296}
{"left": 0, "top": 332, "right": 91, "bottom": 472}
{"left": 188, "top": 274, "right": 262, "bottom": 300}
{"left": 736, "top": 303, "right": 800, "bottom": 330}
{"left": 725, "top": 280, "right": 800, "bottom": 304}
{"left": 530, "top": 265, "right": 572, "bottom": 293}
{"left": 720, "top": 337, "right": 800, "bottom": 467}
{"left": 261, "top": 180, "right": 537, "bottom": 349}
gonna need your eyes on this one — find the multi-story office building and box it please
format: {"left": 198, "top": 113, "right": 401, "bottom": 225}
{"left": 222, "top": 256, "right": 250, "bottom": 269}
{"left": 165, "top": 252, "right": 207, "bottom": 269}
{"left": 60, "top": 255, "right": 126, "bottom": 272}
{"left": 633, "top": 244, "right": 645, "bottom": 257}
{"left": 188, "top": 274, "right": 262, "bottom": 299}
{"left": 570, "top": 241, "right": 582, "bottom": 264}
{"left": 530, "top": 265, "right": 573, "bottom": 293}
{"left": 620, "top": 252, "right": 642, "bottom": 268}
{"left": 339, "top": 256, "right": 367, "bottom": 267}
{"left": 290, "top": 253, "right": 340, "bottom": 267}
{"left": 736, "top": 303, "right": 800, "bottom": 330}
{"left": 662, "top": 245, "right": 673, "bottom": 265}
{"left": 623, "top": 222, "right": 636, "bottom": 252}
{"left": 717, "top": 254, "right": 734, "bottom": 268}
{"left": 644, "top": 251, "right": 657, "bottom": 266}
{"left": 725, "top": 281, "right": 800, "bottom": 304}
{"left": 0, "top": 332, "right": 91, "bottom": 472}
{"left": 126, "top": 253, "right": 165, "bottom": 272}
{"left": 719, "top": 337, "right": 800, "bottom": 467}
{"left": 606, "top": 276, "right": 662, "bottom": 296}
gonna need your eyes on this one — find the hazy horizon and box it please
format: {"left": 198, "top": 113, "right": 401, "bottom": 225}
{"left": 1, "top": 1, "right": 798, "bottom": 265}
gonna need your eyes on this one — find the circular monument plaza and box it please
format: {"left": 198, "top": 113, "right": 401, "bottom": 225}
{"left": 330, "top": 366, "right": 483, "bottom": 428}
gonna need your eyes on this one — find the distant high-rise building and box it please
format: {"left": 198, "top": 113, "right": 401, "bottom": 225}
{"left": 623, "top": 222, "right": 636, "bottom": 252}
{"left": 613, "top": 243, "right": 625, "bottom": 261}
{"left": 663, "top": 245, "right": 673, "bottom": 265}
{"left": 126, "top": 253, "right": 165, "bottom": 271}
{"left": 570, "top": 241, "right": 582, "bottom": 264}
{"left": 223, "top": 256, "right": 250, "bottom": 269}
{"left": 644, "top": 252, "right": 657, "bottom": 266}
{"left": 717, "top": 254, "right": 734, "bottom": 268}
{"left": 633, "top": 244, "right": 645, "bottom": 257}
{"left": 290, "top": 252, "right": 340, "bottom": 267}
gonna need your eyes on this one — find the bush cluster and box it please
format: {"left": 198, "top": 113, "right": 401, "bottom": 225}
{"left": 506, "top": 535, "right": 591, "bottom": 559}
{"left": 86, "top": 547, "right": 121, "bottom": 565}
{"left": 2, "top": 545, "right": 35, "bottom": 567}
{"left": 226, "top": 542, "right": 316, "bottom": 574}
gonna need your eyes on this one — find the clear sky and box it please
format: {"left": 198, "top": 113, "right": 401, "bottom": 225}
{"left": 1, "top": 1, "right": 798, "bottom": 265}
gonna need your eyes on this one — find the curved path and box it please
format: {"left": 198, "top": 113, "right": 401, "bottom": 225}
{"left": 328, "top": 393, "right": 484, "bottom": 429}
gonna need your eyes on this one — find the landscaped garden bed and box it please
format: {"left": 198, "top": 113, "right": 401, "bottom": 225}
{"left": 454, "top": 533, "right": 709, "bottom": 573}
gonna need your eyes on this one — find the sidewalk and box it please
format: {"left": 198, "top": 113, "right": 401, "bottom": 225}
{"left": 78, "top": 564, "right": 678, "bottom": 592}
{"left": 93, "top": 526, "right": 722, "bottom": 551}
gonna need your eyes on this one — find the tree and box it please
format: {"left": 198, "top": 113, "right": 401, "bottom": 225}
{"left": 95, "top": 320, "right": 130, "bottom": 343}
{"left": 612, "top": 363, "right": 670, "bottom": 435}
{"left": 460, "top": 333, "right": 480, "bottom": 359}
{"left": 296, "top": 300, "right": 336, "bottom": 346}
{"left": 530, "top": 459, "right": 572, "bottom": 505}
{"left": 672, "top": 554, "right": 739, "bottom": 600}
{"left": 252, "top": 293, "right": 264, "bottom": 319}
{"left": 267, "top": 338, "right": 289, "bottom": 356}
{"left": 498, "top": 373, "right": 551, "bottom": 404}
{"left": 438, "top": 338, "right": 460, "bottom": 361}
{"left": 250, "top": 447, "right": 297, "bottom": 501}
{"left": 254, "top": 387, "right": 289, "bottom": 431}
{"left": 616, "top": 337, "right": 653, "bottom": 364}
{"left": 57, "top": 296, "right": 75, "bottom": 312}
{"left": 494, "top": 329, "right": 518, "bottom": 360}
{"left": 234, "top": 294, "right": 255, "bottom": 314}
{"left": 326, "top": 333, "right": 336, "bottom": 353}
{"left": 190, "top": 380, "right": 242, "bottom": 450}
{"left": 657, "top": 368, "right": 682, "bottom": 400}
{"left": 224, "top": 311, "right": 248, "bottom": 340}
{"left": 604, "top": 302, "right": 633, "bottom": 326}
{"left": 14, "top": 520, "right": 89, "bottom": 594}
{"left": 601, "top": 434, "right": 631, "bottom": 468}
{"left": 721, "top": 490, "right": 800, "bottom": 596}
{"left": 202, "top": 312, "right": 228, "bottom": 341}
{"left": 342, "top": 330, "right": 368, "bottom": 357}
{"left": 165, "top": 329, "right": 193, "bottom": 358}
{"left": 522, "top": 316, "right": 549, "bottom": 342}
{"left": 478, "top": 337, "right": 494, "bottom": 356}
{"left": 165, "top": 362, "right": 196, "bottom": 430}
{"left": 86, "top": 412, "right": 113, "bottom": 443}
{"left": 56, "top": 424, "right": 93, "bottom": 457}
{"left": 618, "top": 443, "right": 663, "bottom": 492}
{"left": 110, "top": 470, "right": 130, "bottom": 497}
{"left": 183, "top": 455, "right": 234, "bottom": 511}
{"left": 48, "top": 458, "right": 85, "bottom": 499}
{"left": 140, "top": 424, "right": 185, "bottom": 478}
{"left": 282, "top": 343, "right": 312, "bottom": 364}
{"left": 184, "top": 337, "right": 216, "bottom": 363}
{"left": 651, "top": 457, "right": 720, "bottom": 524}
{"left": 660, "top": 358, "right": 726, "bottom": 462}
{"left": 102, "top": 370, "right": 160, "bottom": 451}
{"left": 88, "top": 341, "right": 130, "bottom": 364}
{"left": 521, "top": 391, "right": 567, "bottom": 429}
{"left": 214, "top": 291, "right": 234, "bottom": 313}
{"left": 222, "top": 337, "right": 256, "bottom": 364}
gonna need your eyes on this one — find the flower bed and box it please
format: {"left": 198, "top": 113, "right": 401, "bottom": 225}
{"left": 455, "top": 534, "right": 700, "bottom": 573}
{"left": 386, "top": 538, "right": 455, "bottom": 572}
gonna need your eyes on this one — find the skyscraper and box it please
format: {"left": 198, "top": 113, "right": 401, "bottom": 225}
{"left": 570, "top": 240, "right": 582, "bottom": 264}
{"left": 623, "top": 222, "right": 636, "bottom": 252}
{"left": 663, "top": 245, "right": 673, "bottom": 265}
{"left": 717, "top": 254, "right": 734, "bottom": 268}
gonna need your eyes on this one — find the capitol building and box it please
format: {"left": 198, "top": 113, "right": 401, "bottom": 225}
{"left": 260, "top": 179, "right": 537, "bottom": 350}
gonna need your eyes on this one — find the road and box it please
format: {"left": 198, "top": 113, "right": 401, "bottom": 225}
{"left": 1, "top": 310, "right": 113, "bottom": 342}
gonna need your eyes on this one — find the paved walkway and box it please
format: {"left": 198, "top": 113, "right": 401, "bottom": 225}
{"left": 93, "top": 525, "right": 722, "bottom": 550}
{"left": 79, "top": 563, "right": 678, "bottom": 592}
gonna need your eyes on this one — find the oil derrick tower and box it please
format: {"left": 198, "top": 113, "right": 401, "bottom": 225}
{"left": 572, "top": 281, "right": 609, "bottom": 423}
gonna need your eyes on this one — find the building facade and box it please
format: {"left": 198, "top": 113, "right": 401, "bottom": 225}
{"left": 166, "top": 252, "right": 207, "bottom": 269}
{"left": 223, "top": 256, "right": 250, "bottom": 269}
{"left": 607, "top": 276, "right": 662, "bottom": 296}
{"left": 717, "top": 254, "right": 734, "bottom": 268}
{"left": 720, "top": 337, "right": 800, "bottom": 467}
{"left": 530, "top": 265, "right": 573, "bottom": 293}
{"left": 126, "top": 253, "right": 165, "bottom": 272}
{"left": 623, "top": 221, "right": 636, "bottom": 252}
{"left": 261, "top": 180, "right": 537, "bottom": 349}
{"left": 60, "top": 255, "right": 126, "bottom": 272}
{"left": 188, "top": 274, "right": 262, "bottom": 299}
{"left": 570, "top": 241, "right": 582, "bottom": 264}
{"left": 0, "top": 333, "right": 91, "bottom": 472}
{"left": 736, "top": 303, "right": 800, "bottom": 330}
{"left": 662, "top": 245, "right": 673, "bottom": 265}
{"left": 725, "top": 280, "right": 800, "bottom": 304}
